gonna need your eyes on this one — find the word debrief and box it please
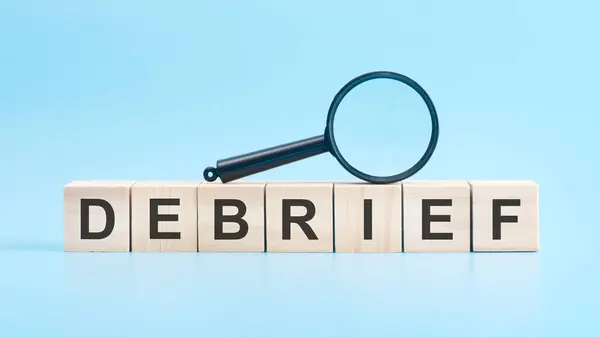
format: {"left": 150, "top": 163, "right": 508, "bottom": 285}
{"left": 63, "top": 180, "right": 539, "bottom": 253}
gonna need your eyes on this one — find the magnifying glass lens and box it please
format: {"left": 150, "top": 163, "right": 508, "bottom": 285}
{"left": 332, "top": 77, "right": 433, "bottom": 178}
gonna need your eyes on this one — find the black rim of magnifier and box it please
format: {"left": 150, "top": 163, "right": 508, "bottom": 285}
{"left": 325, "top": 71, "right": 439, "bottom": 184}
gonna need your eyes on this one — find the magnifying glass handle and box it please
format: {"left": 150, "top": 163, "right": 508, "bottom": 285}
{"left": 204, "top": 135, "right": 328, "bottom": 183}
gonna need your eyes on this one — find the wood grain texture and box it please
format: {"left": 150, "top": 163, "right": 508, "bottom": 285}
{"left": 470, "top": 181, "right": 539, "bottom": 252}
{"left": 64, "top": 180, "right": 135, "bottom": 252}
{"left": 266, "top": 183, "right": 333, "bottom": 252}
{"left": 131, "top": 181, "right": 201, "bottom": 252}
{"left": 334, "top": 183, "right": 402, "bottom": 252}
{"left": 403, "top": 181, "right": 471, "bottom": 252}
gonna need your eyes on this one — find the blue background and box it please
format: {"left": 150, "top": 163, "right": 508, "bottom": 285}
{"left": 1, "top": 1, "right": 598, "bottom": 336}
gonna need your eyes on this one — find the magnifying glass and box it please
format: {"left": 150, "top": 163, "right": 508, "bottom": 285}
{"left": 203, "top": 71, "right": 439, "bottom": 184}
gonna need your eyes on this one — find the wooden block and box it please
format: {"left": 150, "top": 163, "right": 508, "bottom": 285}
{"left": 334, "top": 183, "right": 402, "bottom": 252}
{"left": 403, "top": 181, "right": 471, "bottom": 252}
{"left": 64, "top": 180, "right": 135, "bottom": 252}
{"left": 197, "top": 182, "right": 266, "bottom": 252}
{"left": 131, "top": 181, "right": 201, "bottom": 252}
{"left": 266, "top": 183, "right": 333, "bottom": 252}
{"left": 470, "top": 181, "right": 538, "bottom": 252}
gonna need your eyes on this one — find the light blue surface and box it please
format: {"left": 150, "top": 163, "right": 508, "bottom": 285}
{"left": 1, "top": 1, "right": 598, "bottom": 336}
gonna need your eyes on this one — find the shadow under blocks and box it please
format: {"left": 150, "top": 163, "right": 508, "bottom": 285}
{"left": 63, "top": 180, "right": 539, "bottom": 253}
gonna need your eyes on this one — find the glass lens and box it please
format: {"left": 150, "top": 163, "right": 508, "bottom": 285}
{"left": 332, "top": 77, "right": 433, "bottom": 178}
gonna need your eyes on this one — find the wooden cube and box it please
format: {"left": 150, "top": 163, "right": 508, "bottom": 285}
{"left": 64, "top": 180, "right": 135, "bottom": 252}
{"left": 197, "top": 182, "right": 266, "bottom": 252}
{"left": 470, "top": 181, "right": 538, "bottom": 252}
{"left": 266, "top": 183, "right": 333, "bottom": 252}
{"left": 131, "top": 181, "right": 201, "bottom": 252}
{"left": 334, "top": 183, "right": 402, "bottom": 252}
{"left": 403, "top": 181, "right": 471, "bottom": 252}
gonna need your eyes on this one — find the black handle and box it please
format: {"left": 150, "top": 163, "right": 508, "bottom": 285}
{"left": 204, "top": 135, "right": 329, "bottom": 183}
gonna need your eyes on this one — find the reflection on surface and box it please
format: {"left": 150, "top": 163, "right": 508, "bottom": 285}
{"left": 0, "top": 248, "right": 551, "bottom": 337}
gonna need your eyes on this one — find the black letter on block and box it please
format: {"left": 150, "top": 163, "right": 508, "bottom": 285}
{"left": 364, "top": 199, "right": 373, "bottom": 240}
{"left": 492, "top": 199, "right": 520, "bottom": 240}
{"left": 150, "top": 199, "right": 180, "bottom": 239}
{"left": 422, "top": 199, "right": 453, "bottom": 240}
{"left": 282, "top": 199, "right": 318, "bottom": 240}
{"left": 81, "top": 199, "right": 115, "bottom": 240}
{"left": 214, "top": 199, "right": 249, "bottom": 240}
